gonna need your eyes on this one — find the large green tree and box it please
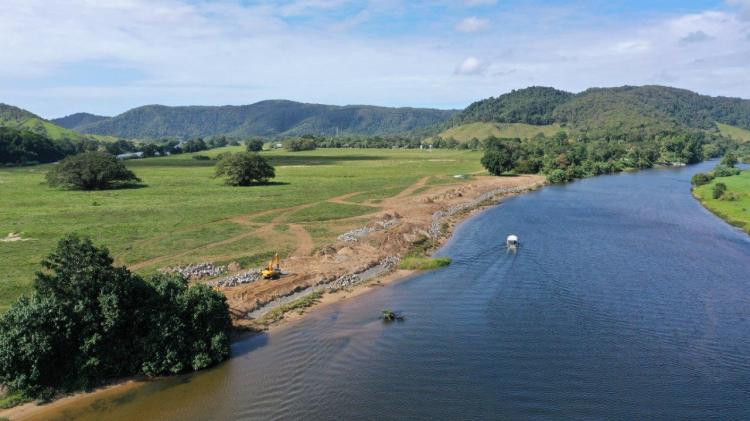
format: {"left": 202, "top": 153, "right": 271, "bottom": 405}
{"left": 0, "top": 235, "right": 231, "bottom": 398}
{"left": 215, "top": 152, "right": 275, "bottom": 186}
{"left": 46, "top": 152, "right": 140, "bottom": 190}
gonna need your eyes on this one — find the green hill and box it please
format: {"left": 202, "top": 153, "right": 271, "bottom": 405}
{"left": 0, "top": 104, "right": 111, "bottom": 142}
{"left": 51, "top": 112, "right": 110, "bottom": 130}
{"left": 451, "top": 85, "right": 750, "bottom": 136}
{"left": 437, "top": 122, "right": 564, "bottom": 142}
{"left": 73, "top": 100, "right": 458, "bottom": 139}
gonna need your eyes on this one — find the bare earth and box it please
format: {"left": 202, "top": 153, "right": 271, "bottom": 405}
{"left": 223, "top": 174, "right": 545, "bottom": 329}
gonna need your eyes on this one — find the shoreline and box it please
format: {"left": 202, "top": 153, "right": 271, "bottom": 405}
{"left": 0, "top": 176, "right": 544, "bottom": 420}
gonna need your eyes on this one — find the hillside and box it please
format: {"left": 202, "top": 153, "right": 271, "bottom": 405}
{"left": 0, "top": 104, "right": 108, "bottom": 142}
{"left": 74, "top": 100, "right": 458, "bottom": 139}
{"left": 437, "top": 122, "right": 564, "bottom": 142}
{"left": 52, "top": 112, "right": 110, "bottom": 130}
{"left": 450, "top": 85, "right": 750, "bottom": 137}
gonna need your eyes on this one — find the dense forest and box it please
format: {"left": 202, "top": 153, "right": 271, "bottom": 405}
{"left": 62, "top": 100, "right": 458, "bottom": 139}
{"left": 454, "top": 85, "right": 750, "bottom": 135}
{"left": 0, "top": 127, "right": 99, "bottom": 165}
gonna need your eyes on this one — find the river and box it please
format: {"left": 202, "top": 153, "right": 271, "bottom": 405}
{"left": 36, "top": 161, "right": 750, "bottom": 420}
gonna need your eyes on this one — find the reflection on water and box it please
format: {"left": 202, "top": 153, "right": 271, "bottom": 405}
{"left": 37, "top": 162, "right": 750, "bottom": 420}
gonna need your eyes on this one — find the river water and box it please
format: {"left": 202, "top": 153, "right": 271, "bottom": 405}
{"left": 39, "top": 161, "right": 750, "bottom": 420}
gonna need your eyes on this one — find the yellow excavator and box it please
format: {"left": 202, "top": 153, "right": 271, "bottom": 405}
{"left": 261, "top": 253, "right": 281, "bottom": 279}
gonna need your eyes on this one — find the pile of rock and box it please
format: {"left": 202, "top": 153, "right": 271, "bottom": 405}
{"left": 161, "top": 262, "right": 227, "bottom": 279}
{"left": 429, "top": 185, "right": 534, "bottom": 238}
{"left": 328, "top": 256, "right": 400, "bottom": 289}
{"left": 209, "top": 269, "right": 261, "bottom": 288}
{"left": 337, "top": 215, "right": 401, "bottom": 242}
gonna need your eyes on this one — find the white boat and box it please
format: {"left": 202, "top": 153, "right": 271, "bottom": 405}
{"left": 506, "top": 234, "right": 519, "bottom": 248}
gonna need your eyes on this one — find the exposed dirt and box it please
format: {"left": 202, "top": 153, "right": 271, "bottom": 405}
{"left": 221, "top": 174, "right": 545, "bottom": 327}
{"left": 0, "top": 232, "right": 30, "bottom": 242}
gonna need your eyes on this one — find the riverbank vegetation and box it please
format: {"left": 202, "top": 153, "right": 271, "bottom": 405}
{"left": 0, "top": 235, "right": 231, "bottom": 400}
{"left": 693, "top": 167, "right": 750, "bottom": 233}
{"left": 398, "top": 256, "right": 452, "bottom": 270}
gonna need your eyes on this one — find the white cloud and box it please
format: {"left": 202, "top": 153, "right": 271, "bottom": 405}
{"left": 456, "top": 17, "right": 489, "bottom": 32}
{"left": 1, "top": 0, "right": 750, "bottom": 117}
{"left": 455, "top": 56, "right": 486, "bottom": 75}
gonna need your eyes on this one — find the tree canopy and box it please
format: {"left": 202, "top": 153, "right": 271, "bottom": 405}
{"left": 46, "top": 152, "right": 140, "bottom": 190}
{"left": 215, "top": 152, "right": 275, "bottom": 186}
{"left": 0, "top": 235, "right": 231, "bottom": 398}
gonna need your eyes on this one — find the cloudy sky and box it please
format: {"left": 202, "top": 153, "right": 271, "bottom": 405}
{"left": 2, "top": 0, "right": 749, "bottom": 118}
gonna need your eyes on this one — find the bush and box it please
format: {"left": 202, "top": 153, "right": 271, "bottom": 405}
{"left": 245, "top": 139, "right": 264, "bottom": 152}
{"left": 713, "top": 182, "right": 727, "bottom": 199}
{"left": 713, "top": 165, "right": 741, "bottom": 177}
{"left": 45, "top": 152, "right": 140, "bottom": 190}
{"left": 721, "top": 153, "right": 738, "bottom": 168}
{"left": 0, "top": 235, "right": 231, "bottom": 398}
{"left": 192, "top": 154, "right": 211, "bottom": 160}
{"left": 546, "top": 169, "right": 569, "bottom": 184}
{"left": 215, "top": 152, "right": 275, "bottom": 186}
{"left": 691, "top": 172, "right": 714, "bottom": 186}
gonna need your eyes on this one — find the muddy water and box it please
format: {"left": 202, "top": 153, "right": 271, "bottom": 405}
{"left": 35, "top": 162, "right": 750, "bottom": 420}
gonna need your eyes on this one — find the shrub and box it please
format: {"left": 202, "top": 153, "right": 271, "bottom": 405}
{"left": 713, "top": 165, "right": 741, "bottom": 177}
{"left": 546, "top": 169, "right": 569, "bottom": 184}
{"left": 713, "top": 182, "right": 727, "bottom": 199}
{"left": 721, "top": 153, "right": 738, "bottom": 168}
{"left": 192, "top": 154, "right": 211, "bottom": 160}
{"left": 691, "top": 172, "right": 714, "bottom": 186}
{"left": 215, "top": 152, "right": 275, "bottom": 186}
{"left": 45, "top": 152, "right": 140, "bottom": 190}
{"left": 0, "top": 235, "right": 231, "bottom": 398}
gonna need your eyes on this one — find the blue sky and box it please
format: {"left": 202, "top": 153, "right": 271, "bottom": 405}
{"left": 1, "top": 0, "right": 748, "bottom": 118}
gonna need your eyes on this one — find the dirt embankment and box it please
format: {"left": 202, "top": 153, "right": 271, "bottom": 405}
{"left": 220, "top": 174, "right": 546, "bottom": 329}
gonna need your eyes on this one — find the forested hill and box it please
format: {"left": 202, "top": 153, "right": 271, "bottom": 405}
{"left": 52, "top": 112, "right": 110, "bottom": 130}
{"left": 454, "top": 85, "right": 750, "bottom": 134}
{"left": 71, "top": 100, "right": 459, "bottom": 139}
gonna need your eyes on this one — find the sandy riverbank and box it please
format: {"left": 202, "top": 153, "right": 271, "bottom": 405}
{"left": 0, "top": 174, "right": 544, "bottom": 420}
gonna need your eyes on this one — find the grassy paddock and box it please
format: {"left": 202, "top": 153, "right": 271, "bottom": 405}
{"left": 694, "top": 171, "right": 750, "bottom": 232}
{"left": 0, "top": 148, "right": 483, "bottom": 311}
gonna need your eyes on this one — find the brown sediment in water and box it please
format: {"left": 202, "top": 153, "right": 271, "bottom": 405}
{"left": 0, "top": 174, "right": 545, "bottom": 420}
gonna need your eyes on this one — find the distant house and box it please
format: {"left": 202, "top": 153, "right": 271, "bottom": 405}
{"left": 274, "top": 143, "right": 283, "bottom": 149}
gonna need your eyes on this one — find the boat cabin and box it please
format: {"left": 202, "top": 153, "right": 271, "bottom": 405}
{"left": 506, "top": 234, "right": 519, "bottom": 248}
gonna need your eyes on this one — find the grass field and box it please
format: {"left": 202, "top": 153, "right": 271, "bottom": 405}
{"left": 717, "top": 123, "right": 750, "bottom": 143}
{"left": 0, "top": 147, "right": 484, "bottom": 311}
{"left": 694, "top": 170, "right": 750, "bottom": 233}
{"left": 436, "top": 122, "right": 564, "bottom": 142}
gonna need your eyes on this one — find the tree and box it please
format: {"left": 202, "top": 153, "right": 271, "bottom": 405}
{"left": 691, "top": 172, "right": 713, "bottom": 186}
{"left": 215, "top": 152, "right": 275, "bottom": 186}
{"left": 141, "top": 143, "right": 163, "bottom": 158}
{"left": 46, "top": 152, "right": 140, "bottom": 190}
{"left": 0, "top": 235, "right": 231, "bottom": 398}
{"left": 713, "top": 182, "right": 727, "bottom": 199}
{"left": 246, "top": 139, "right": 264, "bottom": 152}
{"left": 285, "top": 138, "right": 316, "bottom": 152}
{"left": 481, "top": 139, "right": 516, "bottom": 175}
{"left": 721, "top": 153, "right": 738, "bottom": 168}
